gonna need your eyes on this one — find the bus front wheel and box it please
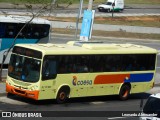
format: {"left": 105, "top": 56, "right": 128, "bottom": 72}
{"left": 119, "top": 84, "right": 130, "bottom": 100}
{"left": 56, "top": 87, "right": 70, "bottom": 104}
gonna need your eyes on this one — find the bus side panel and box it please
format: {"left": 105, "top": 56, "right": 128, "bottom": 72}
{"left": 38, "top": 80, "right": 56, "bottom": 100}
{"left": 1, "top": 38, "right": 38, "bottom": 51}
{"left": 38, "top": 74, "right": 90, "bottom": 100}
{"left": 58, "top": 74, "right": 89, "bottom": 98}
{"left": 125, "top": 73, "right": 154, "bottom": 94}
{"left": 38, "top": 72, "right": 154, "bottom": 100}
{"left": 130, "top": 81, "right": 154, "bottom": 94}
{"left": 91, "top": 73, "right": 127, "bottom": 96}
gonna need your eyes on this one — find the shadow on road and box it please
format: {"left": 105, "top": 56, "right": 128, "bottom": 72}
{"left": 6, "top": 92, "right": 151, "bottom": 105}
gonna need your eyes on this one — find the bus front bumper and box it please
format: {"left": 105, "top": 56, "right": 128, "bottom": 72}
{"left": 6, "top": 83, "right": 39, "bottom": 100}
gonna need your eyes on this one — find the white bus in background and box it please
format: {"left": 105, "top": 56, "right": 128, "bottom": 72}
{"left": 98, "top": 0, "right": 124, "bottom": 12}
{"left": 0, "top": 15, "right": 51, "bottom": 67}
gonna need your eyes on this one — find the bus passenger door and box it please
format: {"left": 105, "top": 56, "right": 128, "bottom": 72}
{"left": 39, "top": 57, "right": 57, "bottom": 99}
{"left": 39, "top": 80, "right": 56, "bottom": 99}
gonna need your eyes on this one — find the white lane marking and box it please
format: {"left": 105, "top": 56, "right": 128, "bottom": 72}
{"left": 107, "top": 117, "right": 127, "bottom": 120}
{"left": 158, "top": 50, "right": 160, "bottom": 55}
{"left": 91, "top": 102, "right": 106, "bottom": 105}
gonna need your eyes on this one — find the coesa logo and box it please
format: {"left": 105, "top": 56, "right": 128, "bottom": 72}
{"left": 72, "top": 76, "right": 77, "bottom": 86}
{"left": 72, "top": 76, "right": 92, "bottom": 86}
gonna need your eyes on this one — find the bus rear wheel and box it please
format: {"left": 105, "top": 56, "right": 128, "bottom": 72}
{"left": 119, "top": 84, "right": 130, "bottom": 100}
{"left": 56, "top": 87, "right": 70, "bottom": 104}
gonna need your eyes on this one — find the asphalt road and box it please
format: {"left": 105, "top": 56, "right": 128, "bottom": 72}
{"left": 61, "top": 7, "right": 160, "bottom": 14}
{"left": 0, "top": 6, "right": 160, "bottom": 16}
{"left": 0, "top": 91, "right": 155, "bottom": 120}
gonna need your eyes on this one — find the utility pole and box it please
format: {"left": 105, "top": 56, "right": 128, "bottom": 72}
{"left": 88, "top": 0, "right": 93, "bottom": 10}
{"left": 112, "top": 0, "right": 115, "bottom": 18}
{"left": 51, "top": 0, "right": 58, "bottom": 8}
{"left": 52, "top": 0, "right": 57, "bottom": 4}
{"left": 75, "top": 0, "right": 83, "bottom": 39}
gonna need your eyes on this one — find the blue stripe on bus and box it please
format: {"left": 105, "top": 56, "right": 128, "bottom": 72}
{"left": 124, "top": 73, "right": 154, "bottom": 83}
{"left": 0, "top": 38, "right": 38, "bottom": 51}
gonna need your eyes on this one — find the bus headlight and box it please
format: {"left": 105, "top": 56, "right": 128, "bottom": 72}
{"left": 6, "top": 80, "right": 12, "bottom": 86}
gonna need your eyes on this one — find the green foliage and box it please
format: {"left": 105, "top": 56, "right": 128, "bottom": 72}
{"left": 0, "top": 0, "right": 51, "bottom": 4}
{"left": 56, "top": 0, "right": 78, "bottom": 4}
{"left": 125, "top": 0, "right": 160, "bottom": 4}
{"left": 20, "top": 0, "right": 50, "bottom": 4}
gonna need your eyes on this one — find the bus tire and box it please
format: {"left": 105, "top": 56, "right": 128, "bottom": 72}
{"left": 119, "top": 84, "right": 130, "bottom": 100}
{"left": 56, "top": 87, "right": 70, "bottom": 104}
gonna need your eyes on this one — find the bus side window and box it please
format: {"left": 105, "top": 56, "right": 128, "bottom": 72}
{"left": 6, "top": 23, "right": 15, "bottom": 38}
{"left": 42, "top": 58, "right": 57, "bottom": 80}
{"left": 0, "top": 23, "right": 6, "bottom": 38}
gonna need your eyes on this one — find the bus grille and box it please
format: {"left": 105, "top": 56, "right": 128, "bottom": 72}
{"left": 15, "top": 89, "right": 25, "bottom": 95}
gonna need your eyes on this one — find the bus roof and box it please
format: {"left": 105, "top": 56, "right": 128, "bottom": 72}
{"left": 0, "top": 15, "right": 51, "bottom": 25}
{"left": 15, "top": 41, "right": 158, "bottom": 55}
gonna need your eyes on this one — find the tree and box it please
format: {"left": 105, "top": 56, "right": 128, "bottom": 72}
{"left": 0, "top": 1, "right": 52, "bottom": 81}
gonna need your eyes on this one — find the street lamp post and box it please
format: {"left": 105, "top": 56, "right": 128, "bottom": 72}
{"left": 112, "top": 0, "right": 115, "bottom": 18}
{"left": 88, "top": 0, "right": 93, "bottom": 10}
{"left": 75, "top": 0, "right": 83, "bottom": 40}
{"left": 52, "top": 0, "right": 57, "bottom": 4}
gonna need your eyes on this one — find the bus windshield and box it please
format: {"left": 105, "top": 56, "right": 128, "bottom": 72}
{"left": 8, "top": 54, "right": 41, "bottom": 83}
{"left": 143, "top": 97, "right": 160, "bottom": 117}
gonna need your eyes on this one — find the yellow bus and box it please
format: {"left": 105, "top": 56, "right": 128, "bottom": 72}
{"left": 6, "top": 41, "right": 157, "bottom": 103}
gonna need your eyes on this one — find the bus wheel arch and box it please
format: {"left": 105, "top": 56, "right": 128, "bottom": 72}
{"left": 119, "top": 83, "right": 131, "bottom": 101}
{"left": 56, "top": 85, "right": 70, "bottom": 104}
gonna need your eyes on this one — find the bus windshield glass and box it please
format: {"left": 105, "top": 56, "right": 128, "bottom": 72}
{"left": 143, "top": 97, "right": 160, "bottom": 117}
{"left": 8, "top": 54, "right": 41, "bottom": 82}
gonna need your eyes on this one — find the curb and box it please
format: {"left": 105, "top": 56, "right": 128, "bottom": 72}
{"left": 52, "top": 33, "right": 160, "bottom": 43}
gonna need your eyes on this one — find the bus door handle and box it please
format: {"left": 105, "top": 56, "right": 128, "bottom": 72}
{"left": 80, "top": 88, "right": 83, "bottom": 89}
{"left": 110, "top": 86, "right": 114, "bottom": 88}
{"left": 100, "top": 86, "right": 104, "bottom": 88}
